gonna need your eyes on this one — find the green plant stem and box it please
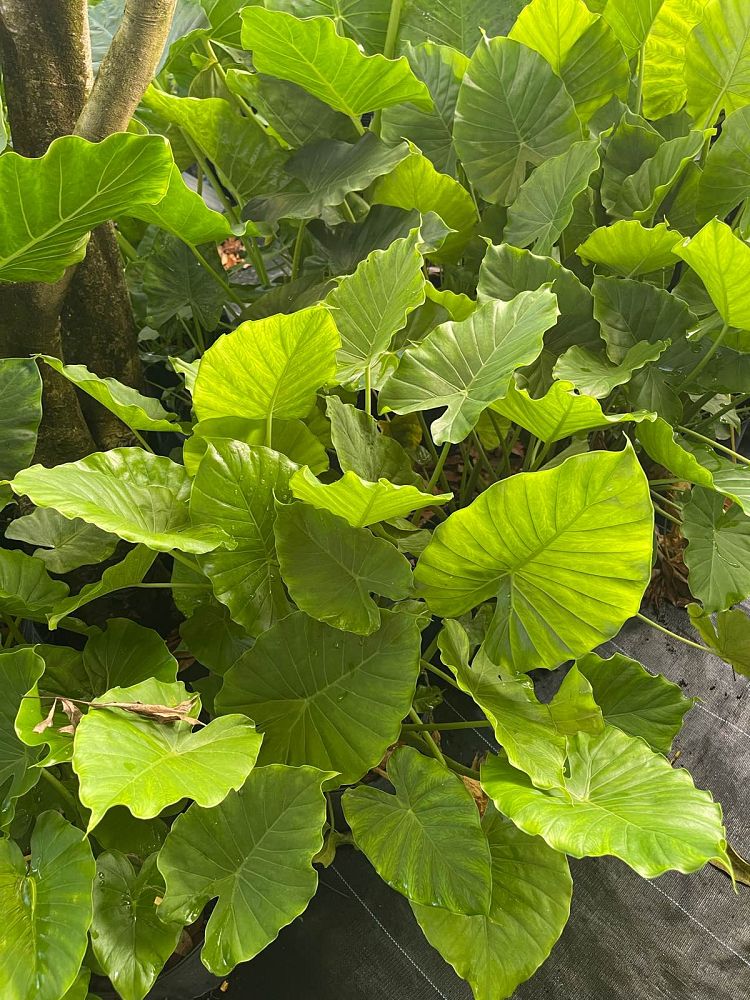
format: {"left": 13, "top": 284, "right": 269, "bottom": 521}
{"left": 201, "top": 37, "right": 253, "bottom": 118}
{"left": 341, "top": 197, "right": 358, "bottom": 223}
{"left": 402, "top": 720, "right": 492, "bottom": 732}
{"left": 443, "top": 756, "right": 481, "bottom": 780}
{"left": 371, "top": 0, "right": 403, "bottom": 133}
{"left": 421, "top": 659, "right": 460, "bottom": 689}
{"left": 651, "top": 500, "right": 682, "bottom": 526}
{"left": 471, "top": 431, "right": 499, "bottom": 483}
{"left": 189, "top": 244, "right": 245, "bottom": 306}
{"left": 649, "top": 478, "right": 689, "bottom": 488}
{"left": 677, "top": 425, "right": 750, "bottom": 467}
{"left": 636, "top": 612, "right": 710, "bottom": 652}
{"left": 115, "top": 229, "right": 139, "bottom": 261}
{"left": 131, "top": 428, "right": 155, "bottom": 453}
{"left": 364, "top": 366, "right": 372, "bottom": 417}
{"left": 683, "top": 323, "right": 729, "bottom": 385}
{"left": 408, "top": 708, "right": 445, "bottom": 764}
{"left": 2, "top": 615, "right": 26, "bottom": 646}
{"left": 682, "top": 390, "right": 717, "bottom": 423}
{"left": 634, "top": 44, "right": 645, "bottom": 115}
{"left": 266, "top": 411, "right": 273, "bottom": 448}
{"left": 426, "top": 442, "right": 451, "bottom": 493}
{"left": 290, "top": 219, "right": 307, "bottom": 282}
{"left": 695, "top": 392, "right": 750, "bottom": 432}
{"left": 487, "top": 411, "right": 511, "bottom": 476}
{"left": 170, "top": 549, "right": 200, "bottom": 573}
{"left": 417, "top": 412, "right": 439, "bottom": 463}
{"left": 40, "top": 768, "right": 81, "bottom": 821}
{"left": 133, "top": 582, "right": 212, "bottom": 589}
{"left": 530, "top": 439, "right": 553, "bottom": 472}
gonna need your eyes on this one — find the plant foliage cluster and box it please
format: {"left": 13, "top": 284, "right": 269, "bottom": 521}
{"left": 0, "top": 0, "right": 749, "bottom": 997}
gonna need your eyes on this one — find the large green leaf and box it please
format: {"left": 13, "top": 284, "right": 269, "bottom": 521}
{"left": 492, "top": 378, "right": 656, "bottom": 442}
{"left": 226, "top": 69, "right": 359, "bottom": 147}
{"left": 698, "top": 107, "right": 750, "bottom": 223}
{"left": 415, "top": 447, "right": 653, "bottom": 669}
{"left": 0, "top": 359, "right": 42, "bottom": 481}
{"left": 275, "top": 502, "right": 413, "bottom": 634}
{"left": 190, "top": 442, "right": 296, "bottom": 634}
{"left": 411, "top": 807, "right": 572, "bottom": 1000}
{"left": 481, "top": 726, "right": 729, "bottom": 877}
{"left": 676, "top": 219, "right": 750, "bottom": 335}
{"left": 381, "top": 42, "right": 469, "bottom": 176}
{"left": 11, "top": 449, "right": 229, "bottom": 554}
{"left": 592, "top": 273, "right": 695, "bottom": 363}
{"left": 438, "top": 621, "right": 602, "bottom": 788}
{"left": 290, "top": 467, "right": 451, "bottom": 526}
{"left": 600, "top": 0, "right": 666, "bottom": 57}
{"left": 193, "top": 306, "right": 339, "bottom": 422}
{"left": 38, "top": 356, "right": 181, "bottom": 435}
{"left": 0, "top": 549, "right": 69, "bottom": 622}
{"left": 643, "top": 0, "right": 711, "bottom": 119}
{"left": 0, "top": 648, "right": 44, "bottom": 828}
{"left": 240, "top": 8, "right": 431, "bottom": 116}
{"left": 553, "top": 340, "right": 668, "bottom": 398}
{"left": 683, "top": 487, "right": 750, "bottom": 611}
{"left": 142, "top": 234, "right": 225, "bottom": 331}
{"left": 5, "top": 509, "right": 117, "bottom": 576}
{"left": 142, "top": 89, "right": 283, "bottom": 206}
{"left": 73, "top": 678, "right": 262, "bottom": 830}
{"left": 0, "top": 133, "right": 172, "bottom": 283}
{"left": 0, "top": 811, "right": 95, "bottom": 1000}
{"left": 326, "top": 396, "right": 420, "bottom": 486}
{"left": 379, "top": 289, "right": 559, "bottom": 444}
{"left": 343, "top": 747, "right": 491, "bottom": 914}
{"left": 576, "top": 220, "right": 682, "bottom": 276}
{"left": 688, "top": 603, "right": 750, "bottom": 675}
{"left": 91, "top": 852, "right": 183, "bottom": 1000}
{"left": 81, "top": 619, "right": 178, "bottom": 693}
{"left": 611, "top": 130, "right": 706, "bottom": 222}
{"left": 216, "top": 610, "right": 420, "bottom": 784}
{"left": 477, "top": 243, "right": 601, "bottom": 361}
{"left": 454, "top": 35, "right": 582, "bottom": 205}
{"left": 157, "top": 765, "right": 328, "bottom": 975}
{"left": 371, "top": 147, "right": 478, "bottom": 258}
{"left": 184, "top": 416, "right": 328, "bottom": 478}
{"left": 505, "top": 140, "right": 601, "bottom": 256}
{"left": 510, "top": 0, "right": 629, "bottom": 121}
{"left": 46, "top": 546, "right": 157, "bottom": 631}
{"left": 180, "top": 601, "right": 253, "bottom": 675}
{"left": 266, "top": 0, "right": 391, "bottom": 54}
{"left": 130, "top": 163, "right": 233, "bottom": 245}
{"left": 576, "top": 652, "right": 692, "bottom": 753}
{"left": 399, "top": 0, "right": 526, "bottom": 54}
{"left": 637, "top": 417, "right": 750, "bottom": 514}
{"left": 327, "top": 229, "right": 425, "bottom": 385}
{"left": 247, "top": 135, "right": 407, "bottom": 223}
{"left": 685, "top": 0, "right": 750, "bottom": 126}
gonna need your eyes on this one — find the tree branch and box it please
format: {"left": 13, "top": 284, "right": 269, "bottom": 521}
{"left": 75, "top": 0, "right": 177, "bottom": 141}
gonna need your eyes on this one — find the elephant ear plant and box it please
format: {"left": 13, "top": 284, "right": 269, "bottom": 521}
{"left": 1, "top": 0, "right": 749, "bottom": 997}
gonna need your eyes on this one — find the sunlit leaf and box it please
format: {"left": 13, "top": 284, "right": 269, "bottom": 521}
{"left": 600, "top": 0, "right": 666, "bottom": 58}
{"left": 643, "top": 0, "right": 711, "bottom": 119}
{"left": 184, "top": 416, "right": 328, "bottom": 478}
{"left": 576, "top": 220, "right": 682, "bottom": 276}
{"left": 686, "top": 0, "right": 750, "bottom": 126}
{"left": 688, "top": 603, "right": 750, "bottom": 675}
{"left": 698, "top": 107, "right": 750, "bottom": 223}
{"left": 553, "top": 340, "right": 669, "bottom": 398}
{"left": 0, "top": 648, "right": 44, "bottom": 829}
{"left": 675, "top": 219, "right": 750, "bottom": 335}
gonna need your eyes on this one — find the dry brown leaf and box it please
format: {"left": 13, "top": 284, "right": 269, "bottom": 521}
{"left": 461, "top": 775, "right": 489, "bottom": 816}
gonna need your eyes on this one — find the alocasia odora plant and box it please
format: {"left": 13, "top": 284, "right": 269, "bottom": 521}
{"left": 0, "top": 0, "right": 748, "bottom": 997}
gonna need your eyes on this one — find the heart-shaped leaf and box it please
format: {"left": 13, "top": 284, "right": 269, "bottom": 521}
{"left": 343, "top": 746, "right": 492, "bottom": 914}
{"left": 12, "top": 449, "right": 229, "bottom": 554}
{"left": 0, "top": 549, "right": 69, "bottom": 623}
{"left": 158, "top": 764, "right": 329, "bottom": 975}
{"left": 576, "top": 220, "right": 682, "bottom": 276}
{"left": 611, "top": 130, "right": 706, "bottom": 222}
{"left": 241, "top": 8, "right": 431, "bottom": 116}
{"left": 190, "top": 442, "right": 296, "bottom": 634}
{"left": 327, "top": 229, "right": 425, "bottom": 385}
{"left": 326, "top": 396, "right": 420, "bottom": 486}
{"left": 380, "top": 288, "right": 559, "bottom": 444}
{"left": 683, "top": 487, "right": 750, "bottom": 611}
{"left": 193, "top": 306, "right": 340, "bottom": 423}
{"left": 73, "top": 678, "right": 262, "bottom": 830}
{"left": 184, "top": 416, "right": 328, "bottom": 479}
{"left": 91, "top": 851, "right": 183, "bottom": 1000}
{"left": 676, "top": 219, "right": 750, "bottom": 333}
{"left": 0, "top": 134, "right": 172, "bottom": 283}
{"left": 553, "top": 340, "right": 669, "bottom": 398}
{"left": 216, "top": 610, "right": 420, "bottom": 785}
{"left": 411, "top": 806, "right": 572, "bottom": 1000}
{"left": 493, "top": 378, "right": 656, "bottom": 442}
{"left": 643, "top": 0, "right": 709, "bottom": 120}
{"left": 82, "top": 619, "right": 178, "bottom": 693}
{"left": 399, "top": 0, "right": 521, "bottom": 52}
{"left": 601, "top": 0, "right": 669, "bottom": 57}
{"left": 697, "top": 106, "right": 750, "bottom": 223}
{"left": 415, "top": 447, "right": 654, "bottom": 669}
{"left": 142, "top": 234, "right": 226, "bottom": 332}
{"left": 290, "top": 466, "right": 450, "bottom": 526}
{"left": 275, "top": 502, "right": 413, "bottom": 634}
{"left": 0, "top": 811, "right": 95, "bottom": 1000}
{"left": 686, "top": 0, "right": 750, "bottom": 126}
{"left": 481, "top": 726, "right": 730, "bottom": 877}
{"left": 0, "top": 358, "right": 42, "bottom": 480}
{"left": 5, "top": 508, "right": 117, "bottom": 576}
{"left": 454, "top": 35, "right": 582, "bottom": 205}
{"left": 576, "top": 652, "right": 693, "bottom": 754}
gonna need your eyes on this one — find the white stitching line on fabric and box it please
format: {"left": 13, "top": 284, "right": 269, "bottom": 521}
{"left": 608, "top": 638, "right": 750, "bottom": 740}
{"left": 648, "top": 881, "right": 750, "bottom": 970}
{"left": 329, "top": 863, "right": 453, "bottom": 1000}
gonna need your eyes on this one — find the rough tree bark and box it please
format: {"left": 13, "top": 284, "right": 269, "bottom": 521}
{"left": 0, "top": 0, "right": 178, "bottom": 459}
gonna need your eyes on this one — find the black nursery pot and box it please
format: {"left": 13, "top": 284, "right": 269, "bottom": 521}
{"left": 91, "top": 941, "right": 222, "bottom": 1000}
